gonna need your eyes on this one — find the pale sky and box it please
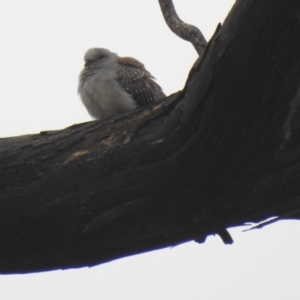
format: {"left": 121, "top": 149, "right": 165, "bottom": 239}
{"left": 1, "top": 1, "right": 300, "bottom": 299}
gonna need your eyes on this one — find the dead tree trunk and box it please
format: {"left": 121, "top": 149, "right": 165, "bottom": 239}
{"left": 1, "top": 0, "right": 300, "bottom": 274}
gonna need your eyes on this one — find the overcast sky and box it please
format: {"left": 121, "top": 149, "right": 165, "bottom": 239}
{"left": 1, "top": 1, "right": 300, "bottom": 299}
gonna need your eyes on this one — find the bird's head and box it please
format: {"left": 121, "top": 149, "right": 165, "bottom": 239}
{"left": 83, "top": 48, "right": 117, "bottom": 69}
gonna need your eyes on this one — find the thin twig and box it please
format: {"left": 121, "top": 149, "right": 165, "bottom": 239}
{"left": 158, "top": 0, "right": 207, "bottom": 57}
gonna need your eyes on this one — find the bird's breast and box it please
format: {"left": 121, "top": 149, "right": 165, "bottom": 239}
{"left": 78, "top": 71, "right": 138, "bottom": 120}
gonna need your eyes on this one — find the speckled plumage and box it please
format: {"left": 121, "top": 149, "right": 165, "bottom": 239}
{"left": 78, "top": 48, "right": 165, "bottom": 120}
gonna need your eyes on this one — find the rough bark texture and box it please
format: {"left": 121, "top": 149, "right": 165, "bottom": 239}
{"left": 1, "top": 0, "right": 300, "bottom": 274}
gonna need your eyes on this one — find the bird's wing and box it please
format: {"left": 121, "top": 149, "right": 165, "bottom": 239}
{"left": 116, "top": 57, "right": 165, "bottom": 106}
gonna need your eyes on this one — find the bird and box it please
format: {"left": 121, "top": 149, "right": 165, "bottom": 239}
{"left": 78, "top": 48, "right": 166, "bottom": 120}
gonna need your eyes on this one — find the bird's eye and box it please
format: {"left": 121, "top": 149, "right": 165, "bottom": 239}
{"left": 98, "top": 55, "right": 104, "bottom": 60}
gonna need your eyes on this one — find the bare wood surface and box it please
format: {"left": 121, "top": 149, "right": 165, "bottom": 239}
{"left": 1, "top": 0, "right": 300, "bottom": 274}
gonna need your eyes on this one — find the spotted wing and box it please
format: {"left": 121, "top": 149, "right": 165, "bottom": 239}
{"left": 116, "top": 57, "right": 165, "bottom": 106}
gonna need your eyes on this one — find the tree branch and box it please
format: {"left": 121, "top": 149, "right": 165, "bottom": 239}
{"left": 158, "top": 0, "right": 207, "bottom": 56}
{"left": 1, "top": 0, "right": 300, "bottom": 274}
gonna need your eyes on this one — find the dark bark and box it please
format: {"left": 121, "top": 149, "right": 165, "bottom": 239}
{"left": 1, "top": 0, "right": 300, "bottom": 274}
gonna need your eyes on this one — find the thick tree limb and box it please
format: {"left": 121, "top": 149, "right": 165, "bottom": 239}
{"left": 1, "top": 0, "right": 300, "bottom": 274}
{"left": 158, "top": 0, "right": 207, "bottom": 56}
